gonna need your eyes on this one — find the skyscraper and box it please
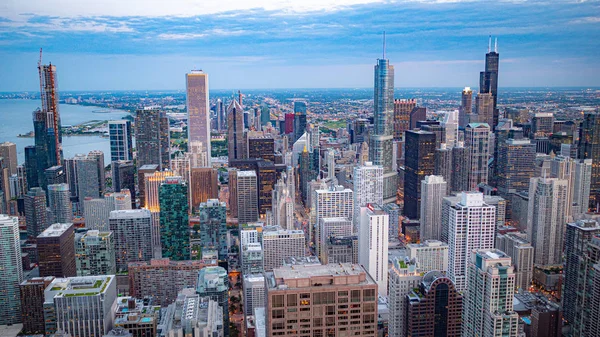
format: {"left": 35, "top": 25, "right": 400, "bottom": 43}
{"left": 465, "top": 123, "right": 491, "bottom": 190}
{"left": 527, "top": 176, "right": 569, "bottom": 265}
{"left": 434, "top": 143, "right": 453, "bottom": 194}
{"left": 293, "top": 101, "right": 307, "bottom": 142}
{"left": 0, "top": 214, "right": 23, "bottom": 325}
{"left": 24, "top": 187, "right": 48, "bottom": 239}
{"left": 159, "top": 177, "right": 189, "bottom": 261}
{"left": 393, "top": 98, "right": 417, "bottom": 141}
{"left": 479, "top": 37, "right": 500, "bottom": 130}
{"left": 198, "top": 199, "right": 228, "bottom": 260}
{"left": 420, "top": 175, "right": 447, "bottom": 241}
{"left": 196, "top": 266, "right": 229, "bottom": 336}
{"left": 135, "top": 108, "right": 170, "bottom": 171}
{"left": 388, "top": 257, "right": 423, "bottom": 337}
{"left": 186, "top": 70, "right": 211, "bottom": 166}
{"left": 463, "top": 249, "right": 519, "bottom": 337}
{"left": 24, "top": 145, "right": 39, "bottom": 189}
{"left": 227, "top": 96, "right": 247, "bottom": 161}
{"left": 496, "top": 138, "right": 536, "bottom": 197}
{"left": 315, "top": 185, "right": 353, "bottom": 258}
{"left": 109, "top": 209, "right": 153, "bottom": 272}
{"left": 451, "top": 141, "right": 469, "bottom": 192}
{"left": 47, "top": 183, "right": 72, "bottom": 223}
{"left": 262, "top": 226, "right": 305, "bottom": 272}
{"left": 19, "top": 276, "right": 55, "bottom": 334}
{"left": 353, "top": 162, "right": 383, "bottom": 228}
{"left": 108, "top": 120, "right": 133, "bottom": 161}
{"left": 359, "top": 204, "right": 389, "bottom": 295}
{"left": 75, "top": 230, "right": 116, "bottom": 276}
{"left": 404, "top": 129, "right": 436, "bottom": 219}
{"left": 236, "top": 170, "right": 258, "bottom": 224}
{"left": 38, "top": 57, "right": 62, "bottom": 167}
{"left": 495, "top": 232, "right": 534, "bottom": 290}
{"left": 33, "top": 109, "right": 50, "bottom": 187}
{"left": 444, "top": 192, "right": 496, "bottom": 291}
{"left": 459, "top": 87, "right": 473, "bottom": 128}
{"left": 190, "top": 167, "right": 218, "bottom": 210}
{"left": 37, "top": 223, "right": 76, "bottom": 278}
{"left": 577, "top": 111, "right": 600, "bottom": 210}
{"left": 111, "top": 160, "right": 136, "bottom": 206}
{"left": 0, "top": 142, "right": 17, "bottom": 176}
{"left": 318, "top": 217, "right": 353, "bottom": 262}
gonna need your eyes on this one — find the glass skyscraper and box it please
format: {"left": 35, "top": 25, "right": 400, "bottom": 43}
{"left": 186, "top": 70, "right": 211, "bottom": 166}
{"left": 159, "top": 176, "right": 190, "bottom": 261}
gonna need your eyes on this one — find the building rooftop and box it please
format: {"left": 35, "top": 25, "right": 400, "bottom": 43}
{"left": 237, "top": 170, "right": 257, "bottom": 177}
{"left": 282, "top": 256, "right": 321, "bottom": 266}
{"left": 38, "top": 223, "right": 73, "bottom": 238}
{"left": 407, "top": 240, "right": 448, "bottom": 249}
{"left": 45, "top": 275, "right": 114, "bottom": 299}
{"left": 197, "top": 266, "right": 228, "bottom": 293}
{"left": 109, "top": 209, "right": 151, "bottom": 219}
{"left": 267, "top": 263, "right": 375, "bottom": 290}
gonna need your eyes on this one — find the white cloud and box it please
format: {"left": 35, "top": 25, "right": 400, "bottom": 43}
{"left": 0, "top": 16, "right": 134, "bottom": 33}
{"left": 157, "top": 29, "right": 250, "bottom": 40}
{"left": 570, "top": 16, "right": 600, "bottom": 24}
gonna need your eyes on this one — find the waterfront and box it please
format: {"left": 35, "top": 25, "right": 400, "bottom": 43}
{"left": 0, "top": 99, "right": 130, "bottom": 164}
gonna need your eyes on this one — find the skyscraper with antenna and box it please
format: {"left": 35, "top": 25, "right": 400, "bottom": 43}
{"left": 479, "top": 36, "right": 500, "bottom": 130}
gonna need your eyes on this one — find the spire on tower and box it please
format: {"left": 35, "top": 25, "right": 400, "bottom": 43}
{"left": 488, "top": 35, "right": 491, "bottom": 53}
{"left": 383, "top": 31, "right": 386, "bottom": 59}
{"left": 494, "top": 38, "right": 498, "bottom": 53}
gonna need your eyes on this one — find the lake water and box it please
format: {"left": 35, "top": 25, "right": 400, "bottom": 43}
{"left": 0, "top": 99, "right": 130, "bottom": 165}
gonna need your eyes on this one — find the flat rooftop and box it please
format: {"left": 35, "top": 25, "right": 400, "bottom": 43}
{"left": 38, "top": 223, "right": 72, "bottom": 238}
{"left": 268, "top": 263, "right": 375, "bottom": 290}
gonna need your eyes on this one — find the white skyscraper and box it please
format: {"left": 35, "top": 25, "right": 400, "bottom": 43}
{"left": 388, "top": 257, "right": 422, "bottom": 337}
{"left": 573, "top": 158, "right": 592, "bottom": 216}
{"left": 419, "top": 175, "right": 447, "bottom": 241}
{"left": 48, "top": 183, "right": 72, "bottom": 223}
{"left": 237, "top": 171, "right": 258, "bottom": 224}
{"left": 326, "top": 148, "right": 336, "bottom": 179}
{"left": 318, "top": 217, "right": 353, "bottom": 262}
{"left": 0, "top": 214, "right": 23, "bottom": 325}
{"left": 495, "top": 232, "right": 534, "bottom": 290}
{"left": 358, "top": 204, "right": 389, "bottom": 296}
{"left": 406, "top": 240, "right": 449, "bottom": 273}
{"left": 186, "top": 70, "right": 211, "bottom": 167}
{"left": 83, "top": 191, "right": 132, "bottom": 231}
{"left": 527, "top": 176, "right": 569, "bottom": 266}
{"left": 243, "top": 274, "right": 265, "bottom": 316}
{"left": 444, "top": 192, "right": 496, "bottom": 291}
{"left": 109, "top": 209, "right": 153, "bottom": 272}
{"left": 463, "top": 249, "right": 519, "bottom": 337}
{"left": 353, "top": 162, "right": 383, "bottom": 230}
{"left": 262, "top": 226, "right": 305, "bottom": 272}
{"left": 314, "top": 185, "right": 353, "bottom": 258}
{"left": 465, "top": 123, "right": 491, "bottom": 190}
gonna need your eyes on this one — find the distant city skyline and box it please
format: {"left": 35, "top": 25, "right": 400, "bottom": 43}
{"left": 0, "top": 0, "right": 599, "bottom": 91}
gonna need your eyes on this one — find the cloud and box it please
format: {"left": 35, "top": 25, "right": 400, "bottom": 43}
{"left": 570, "top": 16, "right": 600, "bottom": 24}
{"left": 157, "top": 29, "right": 249, "bottom": 40}
{"left": 0, "top": 16, "right": 134, "bottom": 33}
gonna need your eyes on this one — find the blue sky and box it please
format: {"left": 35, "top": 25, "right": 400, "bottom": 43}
{"left": 0, "top": 0, "right": 599, "bottom": 90}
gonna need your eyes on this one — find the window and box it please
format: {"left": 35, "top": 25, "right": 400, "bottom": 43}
{"left": 272, "top": 309, "right": 284, "bottom": 319}
{"left": 272, "top": 295, "right": 285, "bottom": 308}
{"left": 287, "top": 294, "right": 298, "bottom": 306}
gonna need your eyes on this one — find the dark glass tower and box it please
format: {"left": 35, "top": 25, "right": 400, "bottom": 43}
{"left": 404, "top": 130, "right": 436, "bottom": 219}
{"left": 293, "top": 101, "right": 307, "bottom": 142}
{"left": 159, "top": 177, "right": 189, "bottom": 261}
{"left": 578, "top": 111, "right": 600, "bottom": 211}
{"left": 479, "top": 37, "right": 500, "bottom": 130}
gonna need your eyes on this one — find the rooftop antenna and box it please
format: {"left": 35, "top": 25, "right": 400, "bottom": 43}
{"left": 488, "top": 35, "right": 491, "bottom": 53}
{"left": 38, "top": 48, "right": 42, "bottom": 69}
{"left": 494, "top": 38, "right": 498, "bottom": 53}
{"left": 383, "top": 31, "right": 386, "bottom": 59}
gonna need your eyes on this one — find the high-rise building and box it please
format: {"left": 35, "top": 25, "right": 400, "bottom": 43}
{"left": 0, "top": 142, "right": 17, "bottom": 176}
{"left": 128, "top": 258, "right": 217, "bottom": 306}
{"left": 37, "top": 223, "right": 76, "bottom": 278}
{"left": 248, "top": 136, "right": 275, "bottom": 162}
{"left": 228, "top": 96, "right": 247, "bottom": 161}
{"left": 359, "top": 204, "right": 389, "bottom": 295}
{"left": 577, "top": 111, "right": 600, "bottom": 210}
{"left": 496, "top": 138, "right": 536, "bottom": 198}
{"left": 44, "top": 275, "right": 117, "bottom": 337}
{"left": 265, "top": 263, "right": 378, "bottom": 336}
{"left": 532, "top": 112, "right": 554, "bottom": 138}
{"left": 318, "top": 217, "right": 353, "bottom": 262}
{"left": 159, "top": 177, "right": 189, "bottom": 261}
{"left": 241, "top": 242, "right": 264, "bottom": 275}
{"left": 135, "top": 108, "right": 170, "bottom": 171}
{"left": 186, "top": 70, "right": 211, "bottom": 166}
{"left": 420, "top": 175, "right": 447, "bottom": 241}
{"left": 38, "top": 59, "right": 63, "bottom": 168}
{"left": 527, "top": 176, "right": 569, "bottom": 265}
{"left": 393, "top": 98, "right": 417, "bottom": 141}
{"left": 463, "top": 249, "right": 519, "bottom": 337}
{"left": 215, "top": 98, "right": 226, "bottom": 131}
{"left": 406, "top": 240, "right": 449, "bottom": 273}
{"left": 24, "top": 186, "right": 48, "bottom": 239}
{"left": 47, "top": 183, "right": 72, "bottom": 223}
{"left": 262, "top": 226, "right": 305, "bottom": 271}
{"left": 84, "top": 191, "right": 132, "bottom": 231}
{"left": 236, "top": 170, "right": 258, "bottom": 224}
{"left": 137, "top": 164, "right": 158, "bottom": 208}
{"left": 75, "top": 230, "right": 116, "bottom": 276}
{"left": 314, "top": 185, "right": 353, "bottom": 257}
{"left": 495, "top": 232, "right": 534, "bottom": 290}
{"left": 404, "top": 129, "right": 436, "bottom": 219}
{"left": 434, "top": 143, "right": 453, "bottom": 194}
{"left": 0, "top": 215, "right": 23, "bottom": 325}
{"left": 24, "top": 145, "right": 39, "bottom": 189}
{"left": 573, "top": 158, "right": 593, "bottom": 215}
{"left": 459, "top": 87, "right": 473, "bottom": 128}
{"left": 111, "top": 160, "right": 135, "bottom": 206}
{"left": 72, "top": 152, "right": 105, "bottom": 209}
{"left": 474, "top": 93, "right": 494, "bottom": 127}
{"left": 19, "top": 276, "right": 55, "bottom": 334}
{"left": 190, "top": 168, "right": 218, "bottom": 210}
{"left": 196, "top": 266, "right": 229, "bottom": 336}
{"left": 562, "top": 219, "right": 600, "bottom": 336}
{"left": 353, "top": 162, "right": 383, "bottom": 228}
{"left": 44, "top": 165, "right": 66, "bottom": 188}
{"left": 465, "top": 123, "right": 491, "bottom": 190}
{"left": 451, "top": 142, "right": 469, "bottom": 192}
{"left": 243, "top": 274, "right": 265, "bottom": 316}
{"left": 159, "top": 288, "right": 224, "bottom": 337}
{"left": 388, "top": 257, "right": 423, "bottom": 337}
{"left": 108, "top": 120, "right": 133, "bottom": 161}
{"left": 324, "top": 235, "right": 358, "bottom": 264}
{"left": 198, "top": 199, "right": 228, "bottom": 260}
{"left": 109, "top": 209, "right": 153, "bottom": 272}
{"left": 479, "top": 38, "right": 500, "bottom": 129}
{"left": 33, "top": 109, "right": 50, "bottom": 188}
{"left": 406, "top": 271, "right": 462, "bottom": 337}
{"left": 293, "top": 101, "right": 307, "bottom": 142}
{"left": 443, "top": 192, "right": 496, "bottom": 291}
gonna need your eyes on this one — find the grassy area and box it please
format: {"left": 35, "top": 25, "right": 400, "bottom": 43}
{"left": 212, "top": 139, "right": 228, "bottom": 157}
{"left": 321, "top": 119, "right": 348, "bottom": 130}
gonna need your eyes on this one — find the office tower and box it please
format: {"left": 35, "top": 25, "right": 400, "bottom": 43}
{"left": 243, "top": 274, "right": 265, "bottom": 316}
{"left": 143, "top": 169, "right": 175, "bottom": 211}
{"left": 420, "top": 175, "right": 447, "bottom": 241}
{"left": 44, "top": 165, "right": 66, "bottom": 189}
{"left": 241, "top": 242, "right": 264, "bottom": 275}
{"left": 265, "top": 263, "right": 378, "bottom": 336}
{"left": 24, "top": 145, "right": 39, "bottom": 188}
{"left": 0, "top": 215, "right": 23, "bottom": 325}
{"left": 496, "top": 138, "right": 536, "bottom": 197}
{"left": 84, "top": 191, "right": 131, "bottom": 231}
{"left": 75, "top": 230, "right": 115, "bottom": 276}
{"left": 578, "top": 112, "right": 600, "bottom": 210}
{"left": 33, "top": 108, "right": 50, "bottom": 188}
{"left": 190, "top": 168, "right": 218, "bottom": 210}
{"left": 44, "top": 276, "right": 117, "bottom": 337}
{"left": 530, "top": 296, "right": 563, "bottom": 337}
{"left": 109, "top": 209, "right": 153, "bottom": 271}
{"left": 388, "top": 257, "right": 422, "bottom": 337}
{"left": 393, "top": 98, "right": 417, "bottom": 140}
{"left": 236, "top": 170, "right": 258, "bottom": 223}
{"left": 111, "top": 160, "right": 135, "bottom": 203}
{"left": 186, "top": 70, "right": 211, "bottom": 166}
{"left": 463, "top": 249, "right": 519, "bottom": 337}
{"left": 353, "top": 162, "right": 383, "bottom": 226}
{"left": 20, "top": 276, "right": 55, "bottom": 334}
{"left": 159, "top": 288, "right": 223, "bottom": 337}
{"left": 71, "top": 153, "right": 104, "bottom": 209}
{"left": 406, "top": 271, "right": 462, "bottom": 337}
{"left": 37, "top": 223, "right": 76, "bottom": 277}
{"left": 0, "top": 142, "right": 17, "bottom": 176}
{"left": 451, "top": 142, "right": 469, "bottom": 192}
{"left": 47, "top": 183, "right": 72, "bottom": 223}
{"left": 495, "top": 232, "right": 534, "bottom": 290}
{"left": 324, "top": 235, "right": 358, "bottom": 264}
{"left": 459, "top": 87, "right": 473, "bottom": 128}
{"left": 474, "top": 92, "right": 494, "bottom": 127}
{"left": 465, "top": 123, "right": 491, "bottom": 190}
{"left": 573, "top": 158, "right": 592, "bottom": 215}
{"left": 531, "top": 112, "right": 554, "bottom": 138}
{"left": 198, "top": 199, "right": 227, "bottom": 260}
{"left": 562, "top": 220, "right": 600, "bottom": 336}
{"left": 444, "top": 192, "right": 496, "bottom": 291}
{"left": 129, "top": 258, "right": 216, "bottom": 306}
{"left": 216, "top": 98, "right": 226, "bottom": 131}
{"left": 24, "top": 187, "right": 48, "bottom": 238}
{"left": 293, "top": 101, "right": 307, "bottom": 142}
{"left": 248, "top": 136, "right": 275, "bottom": 162}
{"left": 479, "top": 38, "right": 500, "bottom": 129}
{"left": 314, "top": 185, "right": 353, "bottom": 257}
{"left": 108, "top": 120, "right": 133, "bottom": 161}
{"left": 227, "top": 96, "right": 247, "bottom": 161}
{"left": 283, "top": 112, "right": 294, "bottom": 135}
{"left": 196, "top": 266, "right": 229, "bottom": 335}
{"left": 382, "top": 202, "right": 400, "bottom": 239}
{"left": 262, "top": 226, "right": 305, "bottom": 271}
{"left": 404, "top": 129, "right": 436, "bottom": 219}
{"left": 159, "top": 177, "right": 189, "bottom": 261}
{"left": 527, "top": 177, "right": 568, "bottom": 266}
{"left": 359, "top": 204, "right": 389, "bottom": 295}
{"left": 434, "top": 143, "right": 453, "bottom": 193}
{"left": 135, "top": 108, "right": 170, "bottom": 170}
{"left": 137, "top": 164, "right": 158, "bottom": 208}
{"left": 318, "top": 217, "right": 352, "bottom": 261}
{"left": 406, "top": 240, "right": 449, "bottom": 273}
{"left": 231, "top": 158, "right": 282, "bottom": 216}
{"left": 38, "top": 59, "right": 63, "bottom": 168}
